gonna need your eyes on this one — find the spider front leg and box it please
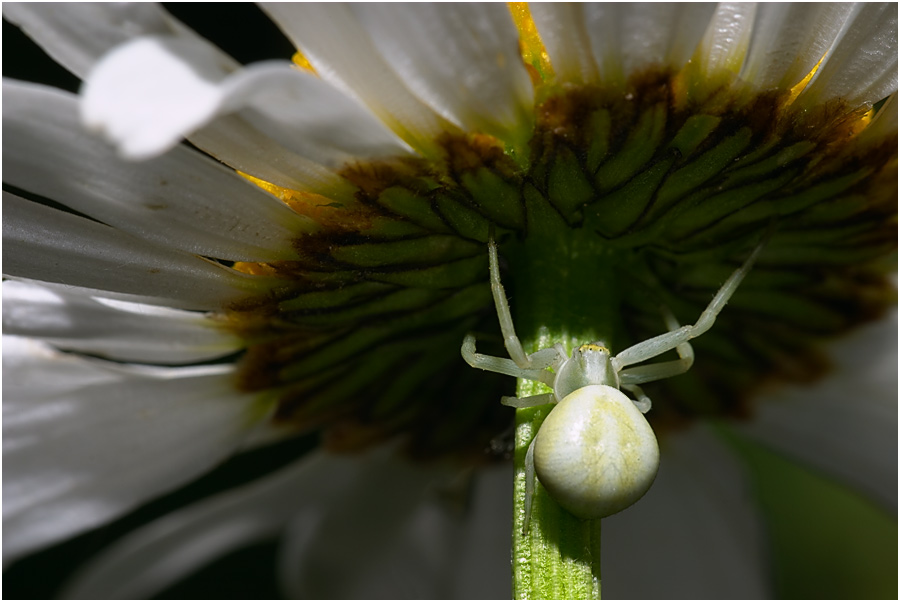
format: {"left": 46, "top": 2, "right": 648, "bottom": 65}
{"left": 618, "top": 309, "right": 694, "bottom": 386}
{"left": 621, "top": 383, "right": 653, "bottom": 413}
{"left": 613, "top": 240, "right": 764, "bottom": 373}
{"left": 488, "top": 236, "right": 533, "bottom": 369}
{"left": 462, "top": 236, "right": 566, "bottom": 384}
{"left": 461, "top": 334, "right": 559, "bottom": 385}
{"left": 501, "top": 392, "right": 556, "bottom": 408}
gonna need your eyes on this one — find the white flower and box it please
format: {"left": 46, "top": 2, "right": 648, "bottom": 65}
{"left": 3, "top": 2, "right": 896, "bottom": 598}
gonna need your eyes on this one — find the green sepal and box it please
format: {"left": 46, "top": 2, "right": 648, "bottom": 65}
{"left": 279, "top": 281, "right": 396, "bottom": 312}
{"left": 548, "top": 145, "right": 596, "bottom": 221}
{"left": 668, "top": 114, "right": 722, "bottom": 157}
{"left": 331, "top": 235, "right": 482, "bottom": 267}
{"left": 585, "top": 108, "right": 612, "bottom": 173}
{"left": 461, "top": 168, "right": 526, "bottom": 229}
{"left": 434, "top": 191, "right": 496, "bottom": 242}
{"left": 595, "top": 102, "right": 666, "bottom": 191}
{"left": 376, "top": 186, "right": 453, "bottom": 233}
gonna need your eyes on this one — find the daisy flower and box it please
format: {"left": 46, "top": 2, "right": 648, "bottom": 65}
{"left": 3, "top": 3, "right": 896, "bottom": 599}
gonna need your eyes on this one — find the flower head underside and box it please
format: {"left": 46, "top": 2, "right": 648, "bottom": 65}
{"left": 2, "top": 2, "right": 897, "bottom": 598}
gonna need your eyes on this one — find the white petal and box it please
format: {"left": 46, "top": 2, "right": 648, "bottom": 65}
{"left": 261, "top": 3, "right": 454, "bottom": 154}
{"left": 693, "top": 3, "right": 757, "bottom": 77}
{"left": 645, "top": 4, "right": 719, "bottom": 71}
{"left": 4, "top": 80, "right": 313, "bottom": 262}
{"left": 81, "top": 36, "right": 410, "bottom": 165}
{"left": 2, "top": 281, "right": 241, "bottom": 364}
{"left": 5, "top": 3, "right": 352, "bottom": 193}
{"left": 279, "top": 455, "right": 459, "bottom": 598}
{"left": 3, "top": 192, "right": 269, "bottom": 310}
{"left": 2, "top": 3, "right": 205, "bottom": 78}
{"left": 285, "top": 463, "right": 512, "bottom": 598}
{"left": 529, "top": 4, "right": 599, "bottom": 84}
{"left": 2, "top": 337, "right": 260, "bottom": 562}
{"left": 81, "top": 36, "right": 238, "bottom": 161}
{"left": 354, "top": 4, "right": 534, "bottom": 144}
{"left": 188, "top": 113, "right": 357, "bottom": 198}
{"left": 583, "top": 3, "right": 717, "bottom": 82}
{"left": 219, "top": 63, "right": 413, "bottom": 163}
{"left": 446, "top": 463, "right": 513, "bottom": 599}
{"left": 799, "top": 3, "right": 898, "bottom": 107}
{"left": 62, "top": 446, "right": 510, "bottom": 599}
{"left": 534, "top": 4, "right": 716, "bottom": 87}
{"left": 601, "top": 424, "right": 769, "bottom": 598}
{"left": 737, "top": 309, "right": 898, "bottom": 509}
{"left": 61, "top": 449, "right": 389, "bottom": 599}
{"left": 740, "top": 3, "right": 854, "bottom": 91}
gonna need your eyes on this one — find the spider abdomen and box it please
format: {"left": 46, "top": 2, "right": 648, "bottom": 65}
{"left": 533, "top": 385, "right": 660, "bottom": 519}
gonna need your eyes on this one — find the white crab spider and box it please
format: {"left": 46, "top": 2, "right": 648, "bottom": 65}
{"left": 462, "top": 238, "right": 763, "bottom": 524}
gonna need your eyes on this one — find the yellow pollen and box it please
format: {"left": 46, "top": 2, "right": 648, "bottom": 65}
{"left": 507, "top": 2, "right": 553, "bottom": 85}
{"left": 858, "top": 106, "right": 875, "bottom": 128}
{"left": 845, "top": 106, "right": 876, "bottom": 137}
{"left": 783, "top": 51, "right": 876, "bottom": 135}
{"left": 233, "top": 261, "right": 279, "bottom": 276}
{"left": 785, "top": 51, "right": 828, "bottom": 106}
{"left": 239, "top": 170, "right": 287, "bottom": 197}
{"left": 291, "top": 50, "right": 317, "bottom": 74}
{"left": 239, "top": 170, "right": 374, "bottom": 231}
{"left": 238, "top": 171, "right": 339, "bottom": 210}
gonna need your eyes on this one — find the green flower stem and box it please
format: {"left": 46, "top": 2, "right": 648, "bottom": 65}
{"left": 504, "top": 221, "right": 621, "bottom": 600}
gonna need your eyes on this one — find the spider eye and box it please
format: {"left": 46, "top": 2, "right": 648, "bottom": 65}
{"left": 578, "top": 343, "right": 610, "bottom": 354}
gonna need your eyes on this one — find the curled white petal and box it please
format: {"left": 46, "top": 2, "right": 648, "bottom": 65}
{"left": 5, "top": 3, "right": 353, "bottom": 193}
{"left": 4, "top": 79, "right": 314, "bottom": 262}
{"left": 81, "top": 36, "right": 410, "bottom": 164}
{"left": 2, "top": 337, "right": 261, "bottom": 563}
{"left": 82, "top": 37, "right": 236, "bottom": 161}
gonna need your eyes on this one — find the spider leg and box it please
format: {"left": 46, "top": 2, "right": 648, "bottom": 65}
{"left": 462, "top": 334, "right": 556, "bottom": 385}
{"left": 613, "top": 240, "right": 763, "bottom": 370}
{"left": 526, "top": 346, "right": 568, "bottom": 371}
{"left": 501, "top": 392, "right": 555, "bottom": 408}
{"left": 621, "top": 383, "right": 653, "bottom": 413}
{"left": 619, "top": 308, "right": 695, "bottom": 384}
{"left": 488, "top": 237, "right": 533, "bottom": 369}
